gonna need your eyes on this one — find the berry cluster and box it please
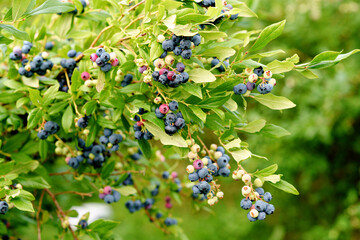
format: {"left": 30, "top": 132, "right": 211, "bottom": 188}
{"left": 164, "top": 196, "right": 173, "bottom": 209}
{"left": 164, "top": 217, "right": 178, "bottom": 226}
{"left": 155, "top": 101, "right": 185, "bottom": 135}
{"left": 152, "top": 59, "right": 189, "bottom": 88}
{"left": 133, "top": 108, "right": 153, "bottom": 140}
{"left": 125, "top": 198, "right": 155, "bottom": 213}
{"left": 128, "top": 147, "right": 144, "bottom": 161}
{"left": 233, "top": 170, "right": 275, "bottom": 221}
{"left": 211, "top": 58, "right": 229, "bottom": 73}
{"left": 187, "top": 144, "right": 229, "bottom": 205}
{"left": 9, "top": 41, "right": 31, "bottom": 60}
{"left": 159, "top": 33, "right": 201, "bottom": 60}
{"left": 76, "top": 116, "right": 90, "bottom": 128}
{"left": 60, "top": 50, "right": 79, "bottom": 74}
{"left": 0, "top": 201, "right": 9, "bottom": 215}
{"left": 90, "top": 48, "right": 119, "bottom": 73}
{"left": 162, "top": 171, "right": 182, "bottom": 192}
{"left": 99, "top": 186, "right": 121, "bottom": 204}
{"left": 78, "top": 219, "right": 88, "bottom": 229}
{"left": 37, "top": 121, "right": 60, "bottom": 140}
{"left": 119, "top": 73, "right": 133, "bottom": 87}
{"left": 234, "top": 67, "right": 276, "bottom": 95}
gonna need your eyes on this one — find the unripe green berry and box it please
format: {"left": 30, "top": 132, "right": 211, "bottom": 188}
{"left": 250, "top": 209, "right": 259, "bottom": 218}
{"left": 55, "top": 147, "right": 63, "bottom": 155}
{"left": 210, "top": 144, "right": 217, "bottom": 151}
{"left": 186, "top": 165, "right": 195, "bottom": 173}
{"left": 242, "top": 186, "right": 251, "bottom": 196}
{"left": 214, "top": 151, "right": 222, "bottom": 160}
{"left": 242, "top": 174, "right": 251, "bottom": 185}
{"left": 254, "top": 178, "right": 263, "bottom": 187}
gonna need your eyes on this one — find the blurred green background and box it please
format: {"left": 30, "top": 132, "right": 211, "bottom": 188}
{"left": 2, "top": 0, "right": 360, "bottom": 239}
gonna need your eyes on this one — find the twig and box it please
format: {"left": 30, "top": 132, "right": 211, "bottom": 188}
{"left": 44, "top": 189, "right": 79, "bottom": 240}
{"left": 197, "top": 135, "right": 211, "bottom": 157}
{"left": 37, "top": 190, "right": 45, "bottom": 240}
{"left": 54, "top": 191, "right": 93, "bottom": 198}
{"left": 90, "top": 25, "right": 114, "bottom": 48}
{"left": 0, "top": 150, "right": 11, "bottom": 158}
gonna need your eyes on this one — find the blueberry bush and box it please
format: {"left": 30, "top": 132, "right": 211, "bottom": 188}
{"left": 0, "top": 0, "right": 358, "bottom": 239}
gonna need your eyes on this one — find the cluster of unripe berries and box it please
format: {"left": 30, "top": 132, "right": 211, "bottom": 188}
{"left": 125, "top": 198, "right": 155, "bottom": 213}
{"left": 158, "top": 33, "right": 201, "bottom": 60}
{"left": 134, "top": 59, "right": 152, "bottom": 83}
{"left": 90, "top": 48, "right": 119, "bottom": 72}
{"left": 37, "top": 121, "right": 60, "bottom": 140}
{"left": 186, "top": 143, "right": 230, "bottom": 204}
{"left": 11, "top": 41, "right": 54, "bottom": 77}
{"left": 133, "top": 108, "right": 153, "bottom": 140}
{"left": 234, "top": 67, "right": 276, "bottom": 95}
{"left": 233, "top": 170, "right": 275, "bottom": 221}
{"left": 152, "top": 59, "right": 189, "bottom": 88}
{"left": 60, "top": 49, "right": 80, "bottom": 73}
{"left": 98, "top": 186, "right": 121, "bottom": 204}
{"left": 155, "top": 101, "right": 186, "bottom": 135}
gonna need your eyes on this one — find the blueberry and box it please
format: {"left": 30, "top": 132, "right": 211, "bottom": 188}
{"left": 191, "top": 34, "right": 201, "bottom": 46}
{"left": 174, "top": 118, "right": 185, "bottom": 129}
{"left": 254, "top": 66, "right": 264, "bottom": 76}
{"left": 78, "top": 138, "right": 86, "bottom": 149}
{"left": 234, "top": 83, "right": 247, "bottom": 95}
{"left": 247, "top": 212, "right": 257, "bottom": 222}
{"left": 37, "top": 130, "right": 49, "bottom": 140}
{"left": 104, "top": 128, "right": 112, "bottom": 137}
{"left": 246, "top": 82, "right": 256, "bottom": 91}
{"left": 181, "top": 49, "right": 192, "bottom": 59}
{"left": 162, "top": 171, "right": 170, "bottom": 179}
{"left": 155, "top": 108, "right": 165, "bottom": 119}
{"left": 77, "top": 117, "right": 88, "bottom": 128}
{"left": 166, "top": 113, "right": 177, "bottom": 123}
{"left": 180, "top": 72, "right": 189, "bottom": 83}
{"left": 169, "top": 101, "right": 178, "bottom": 111}
{"left": 257, "top": 83, "right": 273, "bottom": 94}
{"left": 79, "top": 219, "right": 88, "bottom": 229}
{"left": 101, "top": 63, "right": 112, "bottom": 72}
{"left": 173, "top": 46, "right": 182, "bottom": 56}
{"left": 217, "top": 156, "right": 228, "bottom": 168}
{"left": 100, "top": 52, "right": 110, "bottom": 62}
{"left": 156, "top": 212, "right": 163, "bottom": 219}
{"left": 96, "top": 48, "right": 105, "bottom": 57}
{"left": 165, "top": 125, "right": 178, "bottom": 135}
{"left": 164, "top": 218, "right": 173, "bottom": 226}
{"left": 176, "top": 62, "right": 185, "bottom": 73}
{"left": 158, "top": 74, "right": 168, "bottom": 85}
{"left": 134, "top": 131, "right": 143, "bottom": 139}
{"left": 21, "top": 59, "right": 29, "bottom": 66}
{"left": 130, "top": 153, "right": 141, "bottom": 160}
{"left": 255, "top": 188, "right": 265, "bottom": 196}
{"left": 265, "top": 204, "right": 275, "bottom": 215}
{"left": 133, "top": 123, "right": 141, "bottom": 131}
{"left": 264, "top": 192, "right": 272, "bottom": 202}
{"left": 109, "top": 134, "right": 122, "bottom": 144}
{"left": 44, "top": 121, "right": 59, "bottom": 134}
{"left": 9, "top": 52, "right": 17, "bottom": 60}
{"left": 91, "top": 145, "right": 102, "bottom": 155}
{"left": 45, "top": 42, "right": 54, "bottom": 50}
{"left": 218, "top": 167, "right": 230, "bottom": 177}
{"left": 198, "top": 181, "right": 211, "bottom": 194}
{"left": 230, "top": 14, "right": 239, "bottom": 20}
{"left": 18, "top": 67, "right": 26, "bottom": 75}
{"left": 22, "top": 45, "right": 31, "bottom": 54}
{"left": 33, "top": 56, "right": 43, "bottom": 66}
{"left": 258, "top": 212, "right": 266, "bottom": 220}
{"left": 159, "top": 51, "right": 167, "bottom": 58}
{"left": 172, "top": 34, "right": 181, "bottom": 44}
{"left": 211, "top": 58, "right": 220, "bottom": 67}
{"left": 66, "top": 58, "right": 76, "bottom": 69}
{"left": 176, "top": 112, "right": 183, "bottom": 119}
{"left": 205, "top": 174, "right": 213, "bottom": 182}
{"left": 151, "top": 188, "right": 159, "bottom": 196}
{"left": 124, "top": 74, "right": 133, "bottom": 82}
{"left": 76, "top": 155, "right": 84, "bottom": 163}
{"left": 188, "top": 172, "right": 199, "bottom": 182}
{"left": 23, "top": 41, "right": 33, "bottom": 47}
{"left": 67, "top": 50, "right": 77, "bottom": 58}
{"left": 216, "top": 146, "right": 225, "bottom": 154}
{"left": 112, "top": 190, "right": 121, "bottom": 202}
{"left": 125, "top": 200, "right": 134, "bottom": 209}
{"left": 110, "top": 144, "right": 119, "bottom": 152}
{"left": 60, "top": 59, "right": 67, "bottom": 68}
{"left": 143, "top": 198, "right": 153, "bottom": 209}
{"left": 152, "top": 71, "right": 160, "bottom": 81}
{"left": 0, "top": 201, "right": 9, "bottom": 214}
{"left": 143, "top": 130, "right": 153, "bottom": 140}
{"left": 68, "top": 157, "right": 79, "bottom": 169}
{"left": 203, "top": 0, "right": 211, "bottom": 7}
{"left": 218, "top": 61, "right": 229, "bottom": 72}
{"left": 180, "top": 39, "right": 192, "bottom": 50}
{"left": 255, "top": 200, "right": 267, "bottom": 212}
{"left": 207, "top": 164, "right": 218, "bottom": 175}
{"left": 162, "top": 40, "right": 174, "bottom": 52}
{"left": 104, "top": 194, "right": 115, "bottom": 204}
{"left": 198, "top": 168, "right": 209, "bottom": 178}
{"left": 99, "top": 136, "right": 108, "bottom": 145}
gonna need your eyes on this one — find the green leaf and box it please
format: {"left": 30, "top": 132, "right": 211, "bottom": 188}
{"left": 250, "top": 20, "right": 286, "bottom": 52}
{"left": 199, "top": 31, "right": 227, "bottom": 41}
{"left": 0, "top": 161, "right": 15, "bottom": 175}
{"left": 12, "top": 0, "right": 31, "bottom": 21}
{"left": 19, "top": 189, "right": 35, "bottom": 201}
{"left": 201, "top": 47, "right": 236, "bottom": 61}
{"left": 96, "top": 70, "right": 106, "bottom": 92}
{"left": 27, "top": 0, "right": 75, "bottom": 16}
{"left": 9, "top": 161, "right": 39, "bottom": 175}
{"left": 268, "top": 179, "right": 299, "bottom": 195}
{"left": 231, "top": 3, "right": 257, "bottom": 17}
{"left": 177, "top": 14, "right": 210, "bottom": 24}
{"left": 230, "top": 149, "right": 251, "bottom": 163}
{"left": 188, "top": 68, "right": 216, "bottom": 84}
{"left": 246, "top": 49, "right": 285, "bottom": 59}
{"left": 138, "top": 139, "right": 151, "bottom": 159}
{"left": 254, "top": 94, "right": 296, "bottom": 110}
{"left": 224, "top": 138, "right": 241, "bottom": 150}
{"left": 144, "top": 122, "right": 187, "bottom": 148}
{"left": 62, "top": 105, "right": 73, "bottom": 133}
{"left": 264, "top": 174, "right": 281, "bottom": 183}
{"left": 88, "top": 219, "right": 119, "bottom": 234}
{"left": 18, "top": 176, "right": 51, "bottom": 189}
{"left": 12, "top": 197, "right": 34, "bottom": 212}
{"left": 310, "top": 51, "right": 340, "bottom": 65}
{"left": 28, "top": 89, "right": 43, "bottom": 107}
{"left": 253, "top": 164, "right": 278, "bottom": 177}
{"left": 266, "top": 60, "right": 294, "bottom": 74}
{"left": 197, "top": 95, "right": 231, "bottom": 109}
{"left": 71, "top": 68, "right": 82, "bottom": 93}
{"left": 240, "top": 119, "right": 266, "bottom": 133}
{"left": 150, "top": 41, "right": 162, "bottom": 61}
{"left": 189, "top": 106, "right": 206, "bottom": 122}
{"left": 101, "top": 161, "right": 115, "bottom": 179}
{"left": 261, "top": 124, "right": 291, "bottom": 138}
{"left": 0, "top": 92, "right": 23, "bottom": 103}
{"left": 39, "top": 140, "right": 48, "bottom": 161}
{"left": 27, "top": 108, "right": 43, "bottom": 129}
{"left": 0, "top": 24, "right": 30, "bottom": 41}
{"left": 181, "top": 83, "right": 203, "bottom": 99}
{"left": 115, "top": 186, "right": 137, "bottom": 196}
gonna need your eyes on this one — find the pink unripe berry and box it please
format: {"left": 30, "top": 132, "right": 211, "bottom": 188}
{"left": 103, "top": 186, "right": 112, "bottom": 195}
{"left": 159, "top": 68, "right": 169, "bottom": 75}
{"left": 193, "top": 159, "right": 204, "bottom": 170}
{"left": 171, "top": 171, "right": 178, "bottom": 179}
{"left": 139, "top": 65, "right": 148, "bottom": 74}
{"left": 167, "top": 71, "right": 176, "bottom": 81}
{"left": 159, "top": 104, "right": 170, "bottom": 114}
{"left": 81, "top": 72, "right": 90, "bottom": 81}
{"left": 111, "top": 58, "right": 119, "bottom": 66}
{"left": 90, "top": 53, "right": 98, "bottom": 62}
{"left": 165, "top": 196, "right": 171, "bottom": 202}
{"left": 99, "top": 193, "right": 106, "bottom": 199}
{"left": 136, "top": 121, "right": 144, "bottom": 127}
{"left": 65, "top": 157, "right": 71, "bottom": 164}
{"left": 165, "top": 202, "right": 173, "bottom": 209}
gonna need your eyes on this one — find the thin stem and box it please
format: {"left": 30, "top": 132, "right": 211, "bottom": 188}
{"left": 54, "top": 191, "right": 93, "bottom": 198}
{"left": 0, "top": 150, "right": 11, "bottom": 158}
{"left": 197, "top": 135, "right": 211, "bottom": 157}
{"left": 90, "top": 25, "right": 114, "bottom": 48}
{"left": 37, "top": 190, "right": 45, "bottom": 240}
{"left": 124, "top": 15, "right": 145, "bottom": 30}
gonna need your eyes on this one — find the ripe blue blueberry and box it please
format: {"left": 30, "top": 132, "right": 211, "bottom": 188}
{"left": 174, "top": 118, "right": 185, "bottom": 129}
{"left": 131, "top": 153, "right": 141, "bottom": 160}
{"left": 176, "top": 62, "right": 185, "bottom": 72}
{"left": 181, "top": 49, "right": 192, "bottom": 59}
{"left": 66, "top": 59, "right": 76, "bottom": 69}
{"left": 191, "top": 34, "right": 201, "bottom": 46}
{"left": 155, "top": 108, "right": 165, "bottom": 119}
{"left": 100, "top": 52, "right": 110, "bottom": 62}
{"left": 18, "top": 67, "right": 26, "bottom": 76}
{"left": 207, "top": 164, "right": 218, "bottom": 175}
{"left": 264, "top": 192, "right": 272, "bottom": 202}
{"left": 255, "top": 188, "right": 265, "bottom": 196}
{"left": 77, "top": 117, "right": 88, "bottom": 128}
{"left": 169, "top": 101, "right": 178, "bottom": 111}
{"left": 172, "top": 34, "right": 181, "bottom": 44}
{"left": 165, "top": 125, "right": 177, "bottom": 135}
{"left": 216, "top": 146, "right": 225, "bottom": 154}
{"left": 218, "top": 167, "right": 230, "bottom": 177}
{"left": 99, "top": 136, "right": 108, "bottom": 145}
{"left": 79, "top": 219, "right": 88, "bottom": 229}
{"left": 44, "top": 121, "right": 59, "bottom": 134}
{"left": 173, "top": 46, "right": 182, "bottom": 56}
{"left": 230, "top": 14, "right": 239, "bottom": 20}
{"left": 22, "top": 45, "right": 31, "bottom": 54}
{"left": 246, "top": 82, "right": 256, "bottom": 91}
{"left": 255, "top": 200, "right": 267, "bottom": 212}
{"left": 96, "top": 48, "right": 105, "bottom": 57}
{"left": 180, "top": 40, "right": 192, "bottom": 50}
{"left": 45, "top": 42, "right": 54, "bottom": 50}
{"left": 124, "top": 74, "right": 133, "bottom": 82}
{"left": 211, "top": 58, "right": 220, "bottom": 67}
{"left": 152, "top": 71, "right": 160, "bottom": 81}
{"left": 23, "top": 41, "right": 32, "bottom": 47}
{"left": 113, "top": 190, "right": 121, "bottom": 202}
{"left": 162, "top": 171, "right": 170, "bottom": 179}
{"left": 240, "top": 198, "right": 253, "bottom": 210}
{"left": 33, "top": 56, "right": 43, "bottom": 66}
{"left": 265, "top": 204, "right": 275, "bottom": 215}
{"left": 134, "top": 131, "right": 143, "bottom": 139}
{"left": 67, "top": 50, "right": 77, "bottom": 58}
{"left": 159, "top": 51, "right": 167, "bottom": 58}
{"left": 104, "top": 194, "right": 115, "bottom": 204}
{"left": 258, "top": 212, "right": 266, "bottom": 220}
{"left": 68, "top": 157, "right": 79, "bottom": 169}
{"left": 198, "top": 181, "right": 211, "bottom": 194}
{"left": 162, "top": 40, "right": 175, "bottom": 52}
{"left": 143, "top": 130, "right": 153, "bottom": 140}
{"left": 0, "top": 201, "right": 9, "bottom": 214}
{"left": 101, "top": 63, "right": 112, "bottom": 72}
{"left": 37, "top": 130, "right": 49, "bottom": 140}
{"left": 103, "top": 128, "right": 112, "bottom": 137}
{"left": 91, "top": 145, "right": 102, "bottom": 155}
{"left": 188, "top": 172, "right": 199, "bottom": 182}
{"left": 254, "top": 66, "right": 264, "bottom": 76}
{"left": 166, "top": 113, "right": 177, "bottom": 123}
{"left": 247, "top": 212, "right": 257, "bottom": 222}
{"left": 180, "top": 72, "right": 189, "bottom": 83}
{"left": 109, "top": 134, "right": 122, "bottom": 144}
{"left": 198, "top": 168, "right": 209, "bottom": 178}
{"left": 234, "top": 83, "right": 247, "bottom": 95}
{"left": 156, "top": 212, "right": 163, "bottom": 219}
{"left": 217, "top": 156, "right": 229, "bottom": 168}
{"left": 192, "top": 185, "right": 200, "bottom": 195}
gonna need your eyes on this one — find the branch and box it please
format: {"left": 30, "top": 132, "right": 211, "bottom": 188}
{"left": 37, "top": 190, "right": 45, "bottom": 240}
{"left": 44, "top": 189, "right": 79, "bottom": 240}
{"left": 54, "top": 191, "right": 93, "bottom": 198}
